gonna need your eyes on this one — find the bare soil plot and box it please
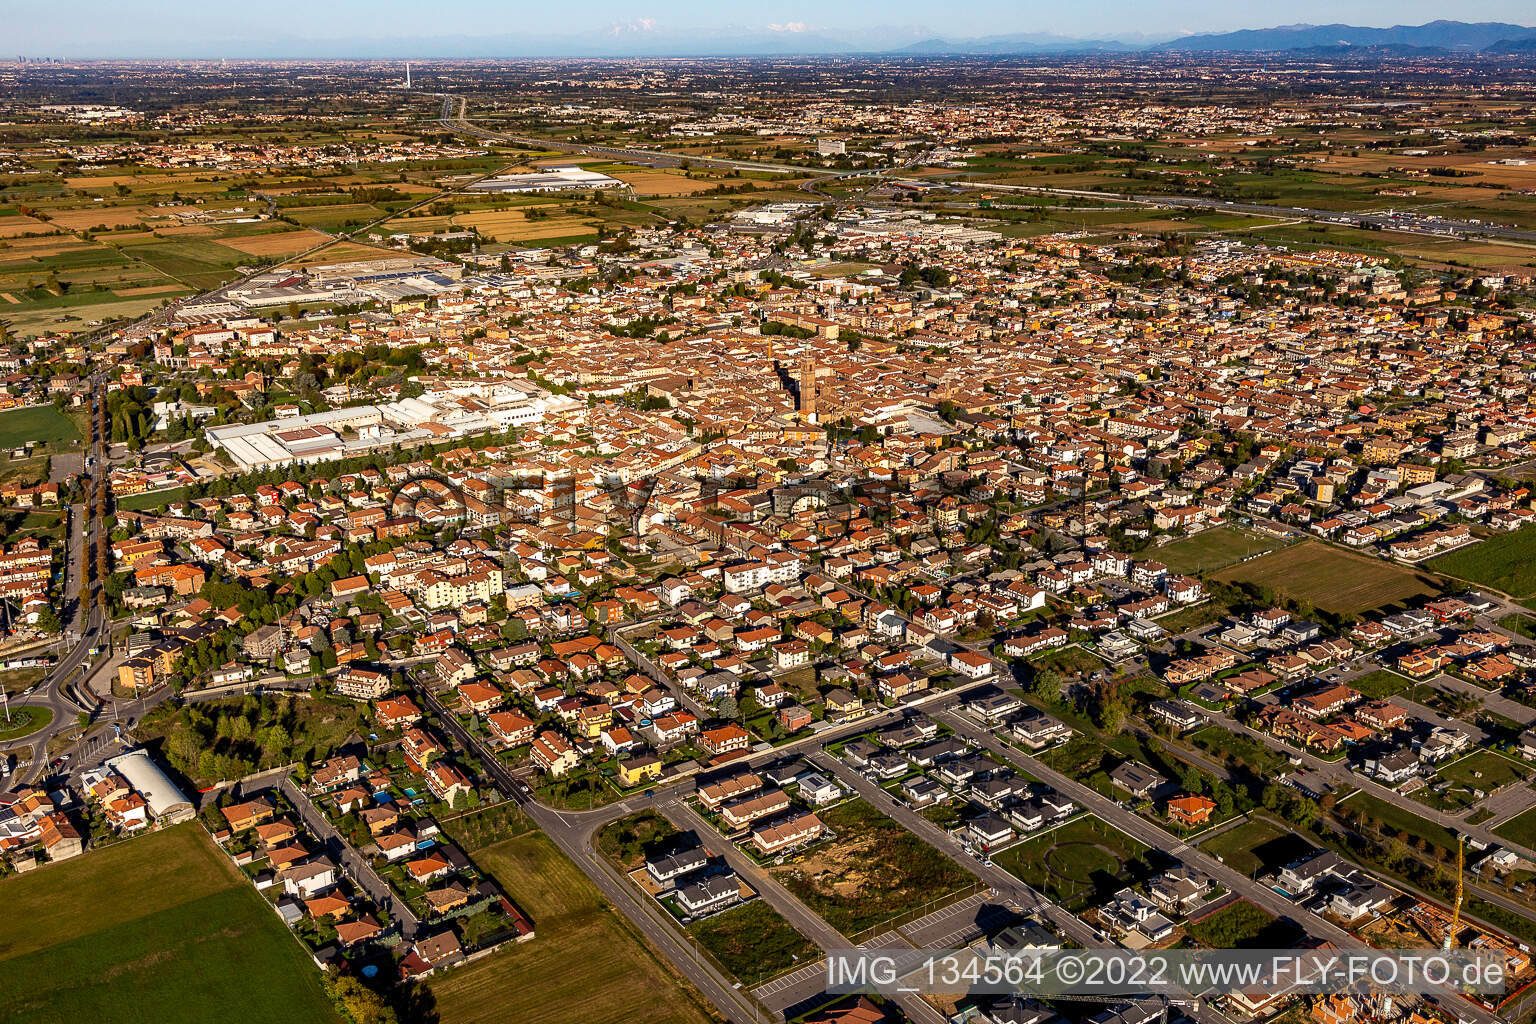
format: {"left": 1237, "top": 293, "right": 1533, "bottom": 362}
{"left": 216, "top": 229, "right": 333, "bottom": 256}
{"left": 0, "top": 217, "right": 56, "bottom": 238}
{"left": 610, "top": 170, "right": 725, "bottom": 196}
{"left": 45, "top": 207, "right": 154, "bottom": 231}
{"left": 452, "top": 208, "right": 598, "bottom": 242}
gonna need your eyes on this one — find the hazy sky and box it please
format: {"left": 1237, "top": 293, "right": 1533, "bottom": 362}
{"left": 6, "top": 0, "right": 1536, "bottom": 54}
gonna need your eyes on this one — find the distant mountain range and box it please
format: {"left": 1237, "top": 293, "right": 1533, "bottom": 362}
{"left": 1154, "top": 20, "right": 1535, "bottom": 52}
{"left": 894, "top": 21, "right": 1536, "bottom": 57}
{"left": 24, "top": 20, "right": 1536, "bottom": 60}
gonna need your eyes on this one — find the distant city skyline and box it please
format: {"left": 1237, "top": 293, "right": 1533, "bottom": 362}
{"left": 5, "top": 2, "right": 1536, "bottom": 58}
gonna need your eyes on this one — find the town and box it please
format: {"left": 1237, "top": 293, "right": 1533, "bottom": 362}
{"left": 4, "top": 23, "right": 1536, "bottom": 1024}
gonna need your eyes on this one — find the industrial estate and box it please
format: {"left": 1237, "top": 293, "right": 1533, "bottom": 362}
{"left": 7, "top": 13, "right": 1536, "bottom": 1024}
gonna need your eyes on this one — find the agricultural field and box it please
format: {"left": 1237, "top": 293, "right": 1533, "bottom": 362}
{"left": 0, "top": 824, "right": 338, "bottom": 1024}
{"left": 452, "top": 208, "right": 600, "bottom": 244}
{"left": 993, "top": 815, "right": 1154, "bottom": 911}
{"left": 429, "top": 829, "right": 716, "bottom": 1024}
{"left": 216, "top": 229, "right": 333, "bottom": 257}
{"left": 1154, "top": 527, "right": 1283, "bottom": 576}
{"left": 1429, "top": 528, "right": 1536, "bottom": 600}
{"left": 1213, "top": 541, "right": 1442, "bottom": 616}
{"left": 771, "top": 798, "right": 973, "bottom": 936}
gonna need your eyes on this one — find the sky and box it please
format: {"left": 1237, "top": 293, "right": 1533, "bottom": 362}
{"left": 4, "top": 0, "right": 1536, "bottom": 56}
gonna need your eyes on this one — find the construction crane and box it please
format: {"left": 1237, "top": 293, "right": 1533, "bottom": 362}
{"left": 1443, "top": 833, "right": 1465, "bottom": 951}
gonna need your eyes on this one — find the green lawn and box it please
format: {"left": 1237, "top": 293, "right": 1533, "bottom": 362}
{"left": 1436, "top": 749, "right": 1529, "bottom": 792}
{"left": 1430, "top": 528, "right": 1536, "bottom": 599}
{"left": 1498, "top": 614, "right": 1536, "bottom": 639}
{"left": 687, "top": 899, "right": 818, "bottom": 987}
{"left": 1187, "top": 725, "right": 1291, "bottom": 777}
{"left": 115, "top": 485, "right": 197, "bottom": 512}
{"left": 0, "top": 824, "right": 337, "bottom": 1024}
{"left": 0, "top": 705, "right": 53, "bottom": 741}
{"left": 0, "top": 405, "right": 82, "bottom": 453}
{"left": 1154, "top": 528, "right": 1282, "bottom": 576}
{"left": 994, "top": 815, "right": 1153, "bottom": 910}
{"left": 1197, "top": 817, "right": 1312, "bottom": 878}
{"left": 429, "top": 830, "right": 716, "bottom": 1024}
{"left": 1347, "top": 669, "right": 1414, "bottom": 699}
{"left": 1, "top": 508, "right": 65, "bottom": 544}
{"left": 1494, "top": 805, "right": 1536, "bottom": 850}
{"left": 1340, "top": 790, "right": 1460, "bottom": 853}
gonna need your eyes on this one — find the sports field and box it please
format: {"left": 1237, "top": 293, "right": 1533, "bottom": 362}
{"left": 1213, "top": 541, "right": 1441, "bottom": 615}
{"left": 0, "top": 824, "right": 338, "bottom": 1024}
{"left": 0, "top": 405, "right": 82, "bottom": 452}
{"left": 428, "top": 829, "right": 716, "bottom": 1024}
{"left": 1154, "top": 527, "right": 1282, "bottom": 575}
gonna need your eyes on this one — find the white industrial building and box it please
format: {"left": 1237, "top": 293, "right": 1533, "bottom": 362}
{"left": 205, "top": 380, "right": 581, "bottom": 471}
{"left": 466, "top": 166, "right": 623, "bottom": 193}
{"left": 102, "top": 748, "right": 194, "bottom": 825}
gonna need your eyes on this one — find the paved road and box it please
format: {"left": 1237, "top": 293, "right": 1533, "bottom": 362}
{"left": 932, "top": 706, "right": 1506, "bottom": 1024}
{"left": 281, "top": 776, "right": 422, "bottom": 939}
{"left": 416, "top": 682, "right": 770, "bottom": 1024}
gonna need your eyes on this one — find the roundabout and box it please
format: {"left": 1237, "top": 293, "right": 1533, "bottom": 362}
{"left": 0, "top": 705, "right": 56, "bottom": 744}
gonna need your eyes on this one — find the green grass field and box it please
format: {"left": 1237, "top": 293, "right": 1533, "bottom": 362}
{"left": 1494, "top": 805, "right": 1536, "bottom": 850}
{"left": 114, "top": 485, "right": 197, "bottom": 512}
{"left": 1197, "top": 817, "right": 1312, "bottom": 877}
{"left": 1437, "top": 749, "right": 1529, "bottom": 791}
{"left": 428, "top": 830, "right": 716, "bottom": 1024}
{"left": 994, "top": 815, "right": 1152, "bottom": 910}
{"left": 0, "top": 705, "right": 53, "bottom": 741}
{"left": 1430, "top": 528, "right": 1536, "bottom": 599}
{"left": 0, "top": 405, "right": 82, "bottom": 453}
{"left": 0, "top": 824, "right": 337, "bottom": 1024}
{"left": 1347, "top": 669, "right": 1414, "bottom": 699}
{"left": 1214, "top": 541, "right": 1442, "bottom": 615}
{"left": 1154, "top": 528, "right": 1282, "bottom": 576}
{"left": 1184, "top": 900, "right": 1298, "bottom": 948}
{"left": 1418, "top": 750, "right": 1530, "bottom": 813}
{"left": 1341, "top": 790, "right": 1460, "bottom": 853}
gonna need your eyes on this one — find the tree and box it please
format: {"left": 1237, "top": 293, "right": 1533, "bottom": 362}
{"left": 324, "top": 975, "right": 399, "bottom": 1024}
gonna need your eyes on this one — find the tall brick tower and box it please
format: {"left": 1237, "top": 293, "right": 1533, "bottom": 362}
{"left": 798, "top": 357, "right": 818, "bottom": 425}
